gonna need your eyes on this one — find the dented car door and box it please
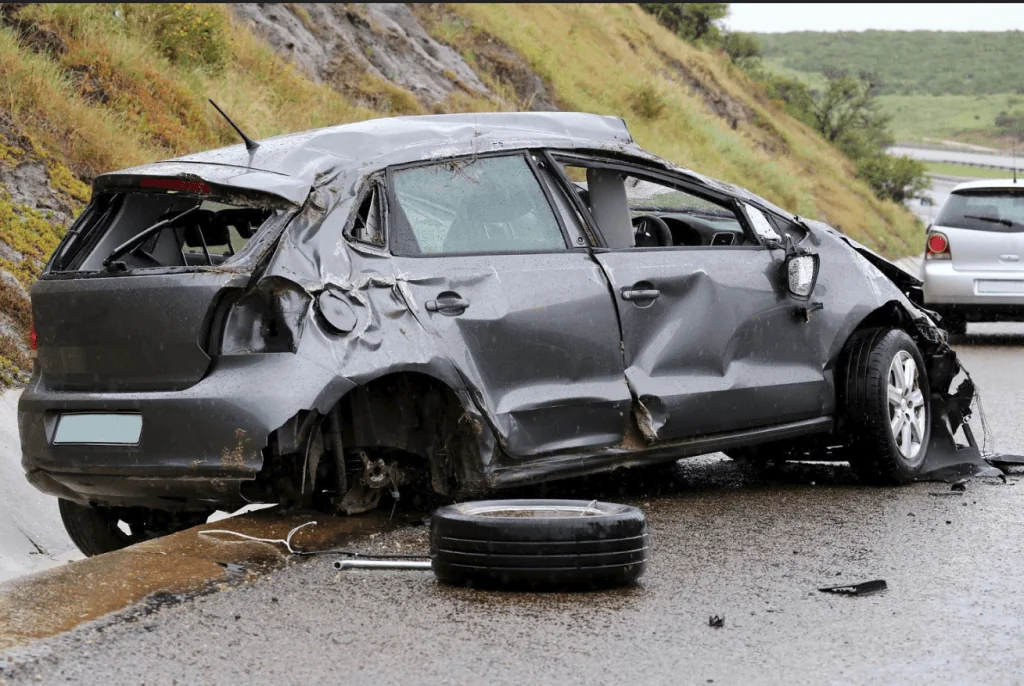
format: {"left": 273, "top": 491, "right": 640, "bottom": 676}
{"left": 385, "top": 153, "right": 631, "bottom": 457}
{"left": 552, "top": 155, "right": 832, "bottom": 441}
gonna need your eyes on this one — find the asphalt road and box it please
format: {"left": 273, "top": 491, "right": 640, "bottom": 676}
{"left": 2, "top": 324, "right": 1023, "bottom": 685}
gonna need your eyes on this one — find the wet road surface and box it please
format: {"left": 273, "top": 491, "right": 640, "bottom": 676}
{"left": 2, "top": 324, "right": 1023, "bottom": 684}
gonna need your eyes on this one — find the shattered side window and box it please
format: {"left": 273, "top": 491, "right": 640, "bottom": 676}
{"left": 390, "top": 155, "right": 567, "bottom": 255}
{"left": 349, "top": 186, "right": 384, "bottom": 246}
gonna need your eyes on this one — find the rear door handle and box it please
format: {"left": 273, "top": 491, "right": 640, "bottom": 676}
{"left": 425, "top": 295, "right": 470, "bottom": 316}
{"left": 621, "top": 288, "right": 660, "bottom": 302}
{"left": 999, "top": 254, "right": 1020, "bottom": 262}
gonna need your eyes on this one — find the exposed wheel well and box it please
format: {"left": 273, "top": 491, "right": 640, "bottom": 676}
{"left": 333, "top": 372, "right": 481, "bottom": 497}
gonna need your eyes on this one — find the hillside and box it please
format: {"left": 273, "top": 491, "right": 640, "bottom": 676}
{"left": 756, "top": 30, "right": 1024, "bottom": 148}
{"left": 0, "top": 3, "right": 923, "bottom": 385}
{"left": 757, "top": 30, "right": 1024, "bottom": 96}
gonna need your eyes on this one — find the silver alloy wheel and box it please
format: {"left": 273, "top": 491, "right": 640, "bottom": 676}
{"left": 887, "top": 350, "right": 927, "bottom": 460}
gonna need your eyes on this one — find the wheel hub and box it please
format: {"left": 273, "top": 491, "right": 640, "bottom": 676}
{"left": 887, "top": 350, "right": 927, "bottom": 460}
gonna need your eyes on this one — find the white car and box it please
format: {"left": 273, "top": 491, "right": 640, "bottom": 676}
{"left": 922, "top": 178, "right": 1024, "bottom": 334}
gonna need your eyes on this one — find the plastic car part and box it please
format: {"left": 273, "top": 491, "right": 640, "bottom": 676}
{"left": 430, "top": 499, "right": 647, "bottom": 589}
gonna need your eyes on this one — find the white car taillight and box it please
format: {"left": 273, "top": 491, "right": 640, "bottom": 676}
{"left": 925, "top": 232, "right": 951, "bottom": 260}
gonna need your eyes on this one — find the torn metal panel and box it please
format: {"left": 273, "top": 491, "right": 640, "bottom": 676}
{"left": 595, "top": 249, "right": 832, "bottom": 441}
{"left": 384, "top": 251, "right": 632, "bottom": 457}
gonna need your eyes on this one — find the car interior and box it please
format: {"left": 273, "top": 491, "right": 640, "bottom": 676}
{"left": 563, "top": 165, "right": 751, "bottom": 249}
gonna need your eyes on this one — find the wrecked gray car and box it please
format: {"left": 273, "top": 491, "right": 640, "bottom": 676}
{"left": 19, "top": 112, "right": 983, "bottom": 555}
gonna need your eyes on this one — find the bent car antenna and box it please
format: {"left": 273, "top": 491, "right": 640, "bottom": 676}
{"left": 208, "top": 99, "right": 260, "bottom": 153}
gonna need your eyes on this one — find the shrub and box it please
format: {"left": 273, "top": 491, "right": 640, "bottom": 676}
{"left": 136, "top": 4, "right": 229, "bottom": 71}
{"left": 627, "top": 82, "right": 667, "bottom": 121}
{"left": 856, "top": 152, "right": 929, "bottom": 204}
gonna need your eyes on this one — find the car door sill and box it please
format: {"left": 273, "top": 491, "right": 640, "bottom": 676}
{"left": 488, "top": 416, "right": 834, "bottom": 489}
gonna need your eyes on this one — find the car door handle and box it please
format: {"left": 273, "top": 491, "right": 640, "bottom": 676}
{"left": 621, "top": 288, "right": 660, "bottom": 302}
{"left": 425, "top": 295, "right": 470, "bottom": 316}
{"left": 999, "top": 254, "right": 1020, "bottom": 262}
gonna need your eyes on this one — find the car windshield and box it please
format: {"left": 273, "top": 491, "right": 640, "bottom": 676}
{"left": 935, "top": 189, "right": 1024, "bottom": 232}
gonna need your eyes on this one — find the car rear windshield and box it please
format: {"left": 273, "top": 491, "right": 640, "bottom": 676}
{"left": 50, "top": 191, "right": 286, "bottom": 272}
{"left": 936, "top": 189, "right": 1024, "bottom": 233}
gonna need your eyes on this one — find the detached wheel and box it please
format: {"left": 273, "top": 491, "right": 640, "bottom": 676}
{"left": 841, "top": 328, "right": 932, "bottom": 484}
{"left": 431, "top": 499, "right": 647, "bottom": 589}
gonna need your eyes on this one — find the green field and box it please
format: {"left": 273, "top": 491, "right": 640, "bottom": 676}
{"left": 756, "top": 31, "right": 1024, "bottom": 96}
{"left": 922, "top": 162, "right": 1015, "bottom": 179}
{"left": 879, "top": 94, "right": 1019, "bottom": 147}
{"left": 755, "top": 31, "right": 1024, "bottom": 147}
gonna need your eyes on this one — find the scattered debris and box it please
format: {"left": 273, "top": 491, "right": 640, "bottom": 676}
{"left": 334, "top": 559, "right": 431, "bottom": 571}
{"left": 818, "top": 580, "right": 887, "bottom": 596}
{"left": 951, "top": 481, "right": 968, "bottom": 492}
{"left": 708, "top": 615, "right": 725, "bottom": 628}
{"left": 985, "top": 454, "right": 1024, "bottom": 470}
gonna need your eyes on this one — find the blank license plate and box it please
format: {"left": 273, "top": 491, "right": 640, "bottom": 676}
{"left": 977, "top": 280, "right": 1024, "bottom": 295}
{"left": 53, "top": 413, "right": 142, "bottom": 445}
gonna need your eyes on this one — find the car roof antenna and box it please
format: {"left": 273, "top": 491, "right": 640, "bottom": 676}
{"left": 1014, "top": 142, "right": 1018, "bottom": 184}
{"left": 208, "top": 99, "right": 260, "bottom": 154}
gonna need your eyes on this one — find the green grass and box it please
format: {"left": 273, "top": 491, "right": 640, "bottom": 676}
{"left": 755, "top": 31, "right": 1024, "bottom": 97}
{"left": 879, "top": 93, "right": 1020, "bottom": 147}
{"left": 923, "top": 162, "right": 1017, "bottom": 179}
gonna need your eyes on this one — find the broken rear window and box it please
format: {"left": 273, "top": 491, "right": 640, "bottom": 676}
{"left": 389, "top": 155, "right": 567, "bottom": 255}
{"left": 51, "top": 191, "right": 285, "bottom": 272}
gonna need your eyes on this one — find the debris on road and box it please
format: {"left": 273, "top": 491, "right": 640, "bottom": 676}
{"left": 334, "top": 559, "right": 431, "bottom": 571}
{"left": 819, "top": 580, "right": 888, "bottom": 596}
{"left": 708, "top": 615, "right": 725, "bottom": 628}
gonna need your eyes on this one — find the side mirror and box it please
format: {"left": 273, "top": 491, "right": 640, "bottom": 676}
{"left": 786, "top": 253, "right": 820, "bottom": 300}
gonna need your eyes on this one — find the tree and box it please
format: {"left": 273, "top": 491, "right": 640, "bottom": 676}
{"left": 721, "top": 31, "right": 761, "bottom": 69}
{"left": 639, "top": 3, "right": 728, "bottom": 44}
{"left": 856, "top": 153, "right": 929, "bottom": 203}
{"left": 808, "top": 70, "right": 891, "bottom": 155}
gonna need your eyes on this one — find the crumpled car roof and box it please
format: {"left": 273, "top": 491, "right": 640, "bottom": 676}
{"left": 97, "top": 113, "right": 636, "bottom": 195}
{"left": 92, "top": 111, "right": 799, "bottom": 222}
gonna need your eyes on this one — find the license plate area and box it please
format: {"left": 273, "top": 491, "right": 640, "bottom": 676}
{"left": 53, "top": 413, "right": 142, "bottom": 445}
{"left": 976, "top": 280, "right": 1024, "bottom": 295}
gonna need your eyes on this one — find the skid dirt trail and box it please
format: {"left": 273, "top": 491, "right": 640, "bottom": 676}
{"left": 1, "top": 324, "right": 1023, "bottom": 684}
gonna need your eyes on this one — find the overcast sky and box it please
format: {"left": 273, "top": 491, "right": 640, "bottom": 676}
{"left": 724, "top": 4, "right": 1024, "bottom": 32}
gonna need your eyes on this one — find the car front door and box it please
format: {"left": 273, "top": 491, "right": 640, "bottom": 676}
{"left": 384, "top": 152, "right": 631, "bottom": 457}
{"left": 550, "top": 153, "right": 831, "bottom": 441}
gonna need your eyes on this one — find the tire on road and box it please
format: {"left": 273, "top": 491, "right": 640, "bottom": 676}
{"left": 58, "top": 498, "right": 141, "bottom": 557}
{"left": 840, "top": 328, "right": 932, "bottom": 485}
{"left": 430, "top": 499, "right": 647, "bottom": 589}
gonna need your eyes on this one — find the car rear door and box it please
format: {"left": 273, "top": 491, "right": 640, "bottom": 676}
{"left": 384, "top": 152, "right": 631, "bottom": 457}
{"left": 549, "top": 153, "right": 831, "bottom": 441}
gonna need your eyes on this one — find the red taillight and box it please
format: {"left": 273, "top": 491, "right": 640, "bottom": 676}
{"left": 926, "top": 232, "right": 950, "bottom": 259}
{"left": 140, "top": 177, "right": 211, "bottom": 195}
{"left": 29, "top": 324, "right": 37, "bottom": 351}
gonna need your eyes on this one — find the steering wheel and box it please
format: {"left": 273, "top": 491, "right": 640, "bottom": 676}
{"left": 632, "top": 215, "right": 673, "bottom": 247}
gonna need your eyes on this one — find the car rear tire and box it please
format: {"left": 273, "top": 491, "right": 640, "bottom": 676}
{"left": 58, "top": 499, "right": 212, "bottom": 557}
{"left": 840, "top": 328, "right": 932, "bottom": 485}
{"left": 58, "top": 499, "right": 142, "bottom": 557}
{"left": 430, "top": 499, "right": 647, "bottom": 589}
